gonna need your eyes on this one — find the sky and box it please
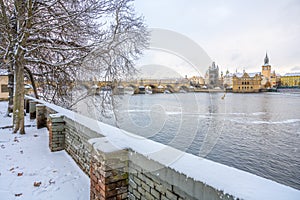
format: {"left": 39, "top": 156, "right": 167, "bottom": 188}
{"left": 134, "top": 0, "right": 300, "bottom": 77}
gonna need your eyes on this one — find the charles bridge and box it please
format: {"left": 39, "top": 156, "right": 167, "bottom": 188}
{"left": 77, "top": 78, "right": 192, "bottom": 94}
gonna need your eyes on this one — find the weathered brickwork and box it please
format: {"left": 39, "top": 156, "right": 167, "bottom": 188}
{"left": 128, "top": 153, "right": 234, "bottom": 200}
{"left": 64, "top": 121, "right": 94, "bottom": 175}
{"left": 48, "top": 114, "right": 65, "bottom": 152}
{"left": 36, "top": 104, "right": 47, "bottom": 129}
{"left": 90, "top": 149, "right": 128, "bottom": 200}
{"left": 29, "top": 100, "right": 37, "bottom": 119}
{"left": 128, "top": 166, "right": 186, "bottom": 200}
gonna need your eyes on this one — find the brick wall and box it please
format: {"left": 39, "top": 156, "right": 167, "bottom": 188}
{"left": 64, "top": 118, "right": 103, "bottom": 175}
{"left": 128, "top": 152, "right": 234, "bottom": 200}
{"left": 90, "top": 148, "right": 129, "bottom": 200}
{"left": 48, "top": 114, "right": 65, "bottom": 151}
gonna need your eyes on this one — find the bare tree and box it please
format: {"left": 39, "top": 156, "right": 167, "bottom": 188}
{"left": 0, "top": 0, "right": 148, "bottom": 134}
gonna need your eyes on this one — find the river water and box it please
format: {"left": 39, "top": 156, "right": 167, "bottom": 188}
{"left": 78, "top": 89, "right": 300, "bottom": 190}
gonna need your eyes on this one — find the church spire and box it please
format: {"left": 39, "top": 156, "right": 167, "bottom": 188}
{"left": 264, "top": 52, "right": 269, "bottom": 65}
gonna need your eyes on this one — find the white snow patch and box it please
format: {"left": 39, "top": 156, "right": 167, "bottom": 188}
{"left": 0, "top": 101, "right": 89, "bottom": 200}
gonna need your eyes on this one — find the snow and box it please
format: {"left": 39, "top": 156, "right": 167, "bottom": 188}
{"left": 284, "top": 72, "right": 300, "bottom": 77}
{"left": 233, "top": 72, "right": 261, "bottom": 78}
{"left": 0, "top": 101, "right": 89, "bottom": 200}
{"left": 23, "top": 97, "right": 300, "bottom": 200}
{"left": 0, "top": 69, "right": 8, "bottom": 76}
{"left": 248, "top": 72, "right": 261, "bottom": 77}
{"left": 233, "top": 72, "right": 244, "bottom": 78}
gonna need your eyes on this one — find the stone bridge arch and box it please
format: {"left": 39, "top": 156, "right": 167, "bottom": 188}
{"left": 178, "top": 85, "right": 189, "bottom": 92}
{"left": 123, "top": 84, "right": 138, "bottom": 94}
{"left": 165, "top": 85, "right": 175, "bottom": 93}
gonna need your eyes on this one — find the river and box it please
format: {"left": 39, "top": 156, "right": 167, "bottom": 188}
{"left": 77, "top": 89, "right": 300, "bottom": 190}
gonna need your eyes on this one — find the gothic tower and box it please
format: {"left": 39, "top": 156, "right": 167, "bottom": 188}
{"left": 205, "top": 61, "right": 220, "bottom": 88}
{"left": 262, "top": 52, "right": 271, "bottom": 81}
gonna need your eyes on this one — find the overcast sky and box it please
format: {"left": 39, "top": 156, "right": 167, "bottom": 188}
{"left": 134, "top": 0, "right": 300, "bottom": 77}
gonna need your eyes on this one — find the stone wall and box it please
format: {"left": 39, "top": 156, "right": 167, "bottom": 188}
{"left": 27, "top": 97, "right": 103, "bottom": 176}
{"left": 128, "top": 152, "right": 234, "bottom": 200}
{"left": 90, "top": 145, "right": 129, "bottom": 200}
{"left": 48, "top": 114, "right": 65, "bottom": 152}
{"left": 64, "top": 117, "right": 102, "bottom": 175}
{"left": 36, "top": 104, "right": 47, "bottom": 129}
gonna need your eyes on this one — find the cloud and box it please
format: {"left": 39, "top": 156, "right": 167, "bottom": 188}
{"left": 291, "top": 66, "right": 300, "bottom": 72}
{"left": 136, "top": 50, "right": 208, "bottom": 78}
{"left": 136, "top": 64, "right": 183, "bottom": 79}
{"left": 134, "top": 0, "right": 300, "bottom": 74}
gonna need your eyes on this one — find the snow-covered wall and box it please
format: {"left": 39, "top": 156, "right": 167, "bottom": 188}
{"left": 26, "top": 97, "right": 104, "bottom": 175}
{"left": 128, "top": 151, "right": 234, "bottom": 200}
{"left": 64, "top": 117, "right": 103, "bottom": 175}
{"left": 25, "top": 96, "right": 300, "bottom": 200}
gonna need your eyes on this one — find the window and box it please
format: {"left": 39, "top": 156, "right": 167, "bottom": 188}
{"left": 1, "top": 84, "right": 9, "bottom": 93}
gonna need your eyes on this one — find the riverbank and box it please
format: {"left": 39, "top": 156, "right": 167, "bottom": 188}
{"left": 0, "top": 101, "right": 89, "bottom": 200}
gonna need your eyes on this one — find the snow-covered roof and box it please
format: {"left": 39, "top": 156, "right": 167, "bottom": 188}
{"left": 248, "top": 72, "right": 261, "bottom": 77}
{"left": 0, "top": 69, "right": 8, "bottom": 76}
{"left": 233, "top": 72, "right": 260, "bottom": 78}
{"left": 224, "top": 73, "right": 234, "bottom": 77}
{"left": 232, "top": 72, "right": 244, "bottom": 78}
{"left": 284, "top": 72, "right": 300, "bottom": 77}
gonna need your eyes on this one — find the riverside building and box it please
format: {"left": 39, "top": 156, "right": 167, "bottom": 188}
{"left": 0, "top": 69, "right": 8, "bottom": 100}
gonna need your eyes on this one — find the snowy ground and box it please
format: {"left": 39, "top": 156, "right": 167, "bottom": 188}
{"left": 0, "top": 101, "right": 90, "bottom": 200}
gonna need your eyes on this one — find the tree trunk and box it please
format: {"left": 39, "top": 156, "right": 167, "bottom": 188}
{"left": 12, "top": 0, "right": 27, "bottom": 134}
{"left": 13, "top": 57, "right": 25, "bottom": 134}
